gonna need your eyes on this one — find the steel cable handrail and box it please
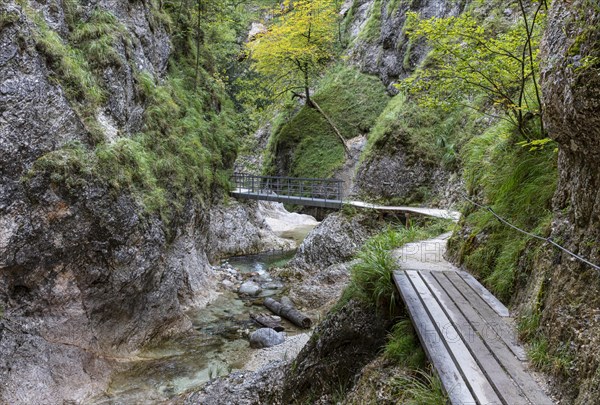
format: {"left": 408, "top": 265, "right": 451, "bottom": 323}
{"left": 461, "top": 193, "right": 600, "bottom": 272}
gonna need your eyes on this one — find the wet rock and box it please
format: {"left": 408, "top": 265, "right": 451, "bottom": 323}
{"left": 239, "top": 281, "right": 262, "bottom": 297}
{"left": 249, "top": 328, "right": 285, "bottom": 349}
{"left": 180, "top": 361, "right": 287, "bottom": 405}
{"left": 289, "top": 212, "right": 376, "bottom": 272}
{"left": 220, "top": 279, "right": 236, "bottom": 291}
{"left": 206, "top": 200, "right": 295, "bottom": 262}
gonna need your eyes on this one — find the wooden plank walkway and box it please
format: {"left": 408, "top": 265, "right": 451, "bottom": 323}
{"left": 393, "top": 235, "right": 553, "bottom": 405}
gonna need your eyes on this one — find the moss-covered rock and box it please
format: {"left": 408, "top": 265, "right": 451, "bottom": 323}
{"left": 263, "top": 66, "right": 389, "bottom": 178}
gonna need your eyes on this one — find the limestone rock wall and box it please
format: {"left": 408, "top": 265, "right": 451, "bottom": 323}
{"left": 536, "top": 1, "right": 600, "bottom": 402}
{"left": 0, "top": 1, "right": 279, "bottom": 403}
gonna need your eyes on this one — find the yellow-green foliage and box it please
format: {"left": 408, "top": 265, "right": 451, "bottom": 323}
{"left": 400, "top": 5, "right": 547, "bottom": 140}
{"left": 248, "top": 0, "right": 338, "bottom": 96}
{"left": 264, "top": 66, "right": 389, "bottom": 178}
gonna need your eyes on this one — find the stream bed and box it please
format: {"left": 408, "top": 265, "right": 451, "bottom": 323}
{"left": 92, "top": 250, "right": 300, "bottom": 404}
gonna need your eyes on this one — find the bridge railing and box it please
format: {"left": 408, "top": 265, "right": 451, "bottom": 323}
{"left": 231, "top": 172, "right": 343, "bottom": 202}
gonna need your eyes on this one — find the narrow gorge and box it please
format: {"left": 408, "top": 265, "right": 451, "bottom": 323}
{"left": 1, "top": 0, "right": 599, "bottom": 404}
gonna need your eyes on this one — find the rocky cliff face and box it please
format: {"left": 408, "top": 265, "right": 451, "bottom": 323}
{"left": 0, "top": 1, "right": 272, "bottom": 403}
{"left": 344, "top": 0, "right": 460, "bottom": 91}
{"left": 342, "top": 0, "right": 461, "bottom": 204}
{"left": 537, "top": 1, "right": 600, "bottom": 402}
{"left": 207, "top": 200, "right": 296, "bottom": 262}
{"left": 282, "top": 212, "right": 379, "bottom": 310}
{"left": 0, "top": 1, "right": 181, "bottom": 402}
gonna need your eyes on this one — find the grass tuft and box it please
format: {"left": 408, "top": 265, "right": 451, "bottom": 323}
{"left": 393, "top": 369, "right": 447, "bottom": 405}
{"left": 450, "top": 119, "right": 557, "bottom": 301}
{"left": 71, "top": 9, "right": 131, "bottom": 70}
{"left": 347, "top": 219, "right": 453, "bottom": 310}
{"left": 384, "top": 320, "right": 427, "bottom": 369}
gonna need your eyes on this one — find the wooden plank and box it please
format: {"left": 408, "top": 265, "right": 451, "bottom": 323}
{"left": 457, "top": 270, "right": 509, "bottom": 317}
{"left": 431, "top": 272, "right": 554, "bottom": 405}
{"left": 405, "top": 271, "right": 502, "bottom": 405}
{"left": 421, "top": 271, "right": 531, "bottom": 405}
{"left": 393, "top": 272, "right": 477, "bottom": 405}
{"left": 444, "top": 271, "right": 527, "bottom": 361}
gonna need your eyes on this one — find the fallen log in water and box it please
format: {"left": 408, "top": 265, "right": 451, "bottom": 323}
{"left": 250, "top": 313, "right": 285, "bottom": 332}
{"left": 264, "top": 297, "right": 312, "bottom": 329}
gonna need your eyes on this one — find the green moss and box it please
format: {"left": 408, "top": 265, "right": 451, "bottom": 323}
{"left": 358, "top": 0, "right": 382, "bottom": 42}
{"left": 363, "top": 93, "right": 476, "bottom": 169}
{"left": 291, "top": 129, "right": 345, "bottom": 178}
{"left": 26, "top": 1, "right": 241, "bottom": 226}
{"left": 264, "top": 66, "right": 389, "bottom": 178}
{"left": 451, "top": 120, "right": 557, "bottom": 301}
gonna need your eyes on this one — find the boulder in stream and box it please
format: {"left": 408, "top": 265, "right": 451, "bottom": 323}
{"left": 239, "top": 281, "right": 262, "bottom": 296}
{"left": 249, "top": 328, "right": 286, "bottom": 348}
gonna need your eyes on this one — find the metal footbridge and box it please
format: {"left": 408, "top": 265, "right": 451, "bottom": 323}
{"left": 230, "top": 173, "right": 460, "bottom": 220}
{"left": 231, "top": 172, "right": 344, "bottom": 209}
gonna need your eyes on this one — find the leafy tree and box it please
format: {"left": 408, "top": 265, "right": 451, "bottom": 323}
{"left": 247, "top": 0, "right": 350, "bottom": 153}
{"left": 400, "top": 0, "right": 548, "bottom": 141}
{"left": 248, "top": 0, "right": 337, "bottom": 103}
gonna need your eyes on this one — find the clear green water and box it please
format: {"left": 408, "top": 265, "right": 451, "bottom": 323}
{"left": 91, "top": 250, "right": 296, "bottom": 404}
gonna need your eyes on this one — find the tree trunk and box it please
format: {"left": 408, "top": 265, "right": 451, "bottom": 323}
{"left": 250, "top": 313, "right": 285, "bottom": 332}
{"left": 310, "top": 99, "right": 351, "bottom": 157}
{"left": 264, "top": 297, "right": 312, "bottom": 329}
